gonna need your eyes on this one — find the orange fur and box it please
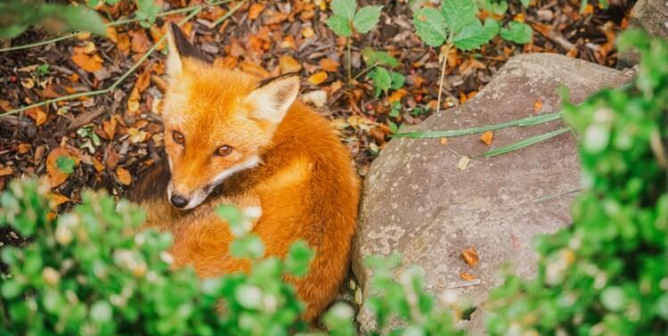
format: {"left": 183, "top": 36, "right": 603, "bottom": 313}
{"left": 131, "top": 28, "right": 360, "bottom": 323}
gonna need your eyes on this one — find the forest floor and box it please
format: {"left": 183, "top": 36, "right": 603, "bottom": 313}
{"left": 0, "top": 0, "right": 633, "bottom": 248}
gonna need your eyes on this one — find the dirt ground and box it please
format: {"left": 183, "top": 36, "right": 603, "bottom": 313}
{"left": 0, "top": 0, "right": 633, "bottom": 249}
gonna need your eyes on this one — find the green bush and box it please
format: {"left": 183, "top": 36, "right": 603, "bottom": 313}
{"left": 486, "top": 30, "right": 668, "bottom": 336}
{"left": 0, "top": 179, "right": 313, "bottom": 335}
{"left": 0, "top": 178, "right": 465, "bottom": 335}
{"left": 0, "top": 1, "right": 106, "bottom": 39}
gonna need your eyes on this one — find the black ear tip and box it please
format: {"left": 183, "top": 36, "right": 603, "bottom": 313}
{"left": 169, "top": 22, "right": 182, "bottom": 35}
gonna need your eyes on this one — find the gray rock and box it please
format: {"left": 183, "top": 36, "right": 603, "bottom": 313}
{"left": 618, "top": 0, "right": 668, "bottom": 68}
{"left": 353, "top": 54, "right": 634, "bottom": 335}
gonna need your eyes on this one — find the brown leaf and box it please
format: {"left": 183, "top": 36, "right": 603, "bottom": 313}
{"left": 308, "top": 71, "right": 328, "bottom": 85}
{"left": 460, "top": 272, "right": 477, "bottom": 281}
{"left": 279, "top": 56, "right": 302, "bottom": 74}
{"left": 116, "top": 167, "right": 132, "bottom": 186}
{"left": 127, "top": 87, "right": 141, "bottom": 114}
{"left": 248, "top": 3, "right": 265, "bottom": 19}
{"left": 0, "top": 100, "right": 12, "bottom": 112}
{"left": 0, "top": 166, "right": 13, "bottom": 177}
{"left": 131, "top": 29, "right": 151, "bottom": 54}
{"left": 48, "top": 192, "right": 70, "bottom": 206}
{"left": 480, "top": 131, "right": 494, "bottom": 146}
{"left": 534, "top": 99, "right": 543, "bottom": 113}
{"left": 462, "top": 247, "right": 479, "bottom": 267}
{"left": 71, "top": 54, "right": 103, "bottom": 73}
{"left": 26, "top": 107, "right": 47, "bottom": 126}
{"left": 134, "top": 71, "right": 151, "bottom": 93}
{"left": 116, "top": 33, "right": 131, "bottom": 55}
{"left": 102, "top": 117, "right": 117, "bottom": 140}
{"left": 46, "top": 147, "right": 79, "bottom": 188}
{"left": 319, "top": 58, "right": 340, "bottom": 72}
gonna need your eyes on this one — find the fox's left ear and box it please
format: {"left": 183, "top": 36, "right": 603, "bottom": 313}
{"left": 166, "top": 23, "right": 207, "bottom": 78}
{"left": 244, "top": 74, "right": 300, "bottom": 124}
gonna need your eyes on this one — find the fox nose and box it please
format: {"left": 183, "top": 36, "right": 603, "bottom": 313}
{"left": 170, "top": 194, "right": 189, "bottom": 209}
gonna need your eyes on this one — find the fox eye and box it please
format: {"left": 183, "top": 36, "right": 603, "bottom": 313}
{"left": 215, "top": 145, "right": 234, "bottom": 157}
{"left": 172, "top": 131, "right": 185, "bottom": 145}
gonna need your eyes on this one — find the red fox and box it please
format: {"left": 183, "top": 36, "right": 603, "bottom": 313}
{"left": 129, "top": 23, "right": 360, "bottom": 323}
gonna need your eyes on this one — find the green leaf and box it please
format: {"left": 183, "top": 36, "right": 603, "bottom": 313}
{"left": 229, "top": 234, "right": 265, "bottom": 259}
{"left": 353, "top": 5, "right": 382, "bottom": 34}
{"left": 484, "top": 128, "right": 570, "bottom": 157}
{"left": 482, "top": 0, "right": 508, "bottom": 15}
{"left": 519, "top": 0, "right": 530, "bottom": 6}
{"left": 56, "top": 155, "right": 75, "bottom": 174}
{"left": 368, "top": 67, "right": 392, "bottom": 97}
{"left": 394, "top": 112, "right": 562, "bottom": 138}
{"left": 362, "top": 48, "right": 400, "bottom": 68}
{"left": 452, "top": 19, "right": 498, "bottom": 51}
{"left": 500, "top": 21, "right": 533, "bottom": 44}
{"left": 413, "top": 8, "right": 447, "bottom": 47}
{"left": 331, "top": 0, "right": 357, "bottom": 20}
{"left": 390, "top": 72, "right": 406, "bottom": 90}
{"left": 441, "top": 0, "right": 478, "bottom": 33}
{"left": 284, "top": 240, "right": 314, "bottom": 277}
{"left": 326, "top": 15, "right": 352, "bottom": 37}
{"left": 54, "top": 5, "right": 107, "bottom": 36}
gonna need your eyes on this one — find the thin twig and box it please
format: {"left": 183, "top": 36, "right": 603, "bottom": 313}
{"left": 0, "top": 0, "right": 234, "bottom": 53}
{"left": 346, "top": 38, "right": 352, "bottom": 85}
{"left": 436, "top": 43, "right": 453, "bottom": 115}
{"left": 353, "top": 63, "right": 379, "bottom": 81}
{"left": 0, "top": 3, "right": 245, "bottom": 118}
{"left": 213, "top": 0, "right": 247, "bottom": 26}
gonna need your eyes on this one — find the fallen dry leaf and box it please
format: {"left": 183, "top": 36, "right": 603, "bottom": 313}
{"left": 460, "top": 272, "right": 477, "bottom": 281}
{"left": 320, "top": 58, "right": 341, "bottom": 72}
{"left": 534, "top": 99, "right": 543, "bottom": 113}
{"left": 0, "top": 166, "right": 13, "bottom": 177}
{"left": 26, "top": 107, "right": 47, "bottom": 126}
{"left": 46, "top": 147, "right": 79, "bottom": 188}
{"left": 116, "top": 167, "right": 132, "bottom": 185}
{"left": 248, "top": 3, "right": 265, "bottom": 19}
{"left": 462, "top": 247, "right": 479, "bottom": 267}
{"left": 439, "top": 138, "right": 448, "bottom": 145}
{"left": 48, "top": 192, "right": 70, "bottom": 206}
{"left": 279, "top": 55, "right": 302, "bottom": 74}
{"left": 308, "top": 71, "right": 328, "bottom": 85}
{"left": 71, "top": 54, "right": 103, "bottom": 73}
{"left": 480, "top": 131, "right": 494, "bottom": 146}
{"left": 102, "top": 117, "right": 117, "bottom": 140}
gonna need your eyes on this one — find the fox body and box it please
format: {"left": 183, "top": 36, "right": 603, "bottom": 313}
{"left": 129, "top": 24, "right": 360, "bottom": 322}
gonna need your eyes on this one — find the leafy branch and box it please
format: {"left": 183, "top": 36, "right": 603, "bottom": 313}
{"left": 413, "top": 0, "right": 499, "bottom": 114}
{"left": 326, "top": 0, "right": 383, "bottom": 84}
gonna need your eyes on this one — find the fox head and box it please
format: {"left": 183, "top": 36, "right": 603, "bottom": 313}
{"left": 162, "top": 23, "right": 300, "bottom": 210}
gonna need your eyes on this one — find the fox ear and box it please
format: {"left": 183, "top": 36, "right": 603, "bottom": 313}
{"left": 166, "top": 23, "right": 207, "bottom": 78}
{"left": 245, "top": 74, "right": 301, "bottom": 124}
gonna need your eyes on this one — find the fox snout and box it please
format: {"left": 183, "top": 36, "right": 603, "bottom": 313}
{"left": 167, "top": 181, "right": 212, "bottom": 210}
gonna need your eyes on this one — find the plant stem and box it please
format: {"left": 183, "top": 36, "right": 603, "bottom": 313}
{"left": 435, "top": 43, "right": 452, "bottom": 114}
{"left": 0, "top": 1, "right": 249, "bottom": 118}
{"left": 346, "top": 38, "right": 352, "bottom": 85}
{"left": 353, "top": 63, "right": 378, "bottom": 81}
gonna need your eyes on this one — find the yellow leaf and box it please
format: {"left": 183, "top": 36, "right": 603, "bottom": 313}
{"left": 480, "top": 131, "right": 494, "bottom": 146}
{"left": 26, "top": 107, "right": 47, "bottom": 126}
{"left": 70, "top": 54, "right": 103, "bottom": 73}
{"left": 279, "top": 56, "right": 302, "bottom": 74}
{"left": 462, "top": 247, "right": 479, "bottom": 267}
{"left": 116, "top": 167, "right": 132, "bottom": 186}
{"left": 308, "top": 71, "right": 328, "bottom": 85}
